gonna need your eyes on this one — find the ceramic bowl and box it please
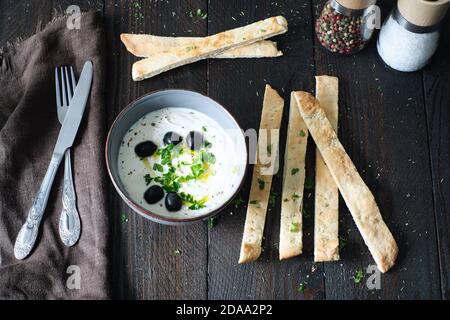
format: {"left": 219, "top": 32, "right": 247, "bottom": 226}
{"left": 106, "top": 89, "right": 247, "bottom": 225}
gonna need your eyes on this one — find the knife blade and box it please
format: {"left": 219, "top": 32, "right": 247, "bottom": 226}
{"left": 54, "top": 61, "right": 93, "bottom": 155}
{"left": 14, "top": 61, "right": 93, "bottom": 260}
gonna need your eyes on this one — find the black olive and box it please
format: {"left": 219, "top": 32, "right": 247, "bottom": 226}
{"left": 163, "top": 131, "right": 183, "bottom": 146}
{"left": 135, "top": 141, "right": 157, "bottom": 158}
{"left": 144, "top": 185, "right": 164, "bottom": 204}
{"left": 186, "top": 131, "right": 204, "bottom": 151}
{"left": 165, "top": 192, "right": 182, "bottom": 212}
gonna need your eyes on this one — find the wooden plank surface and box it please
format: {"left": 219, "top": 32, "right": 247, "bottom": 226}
{"left": 423, "top": 14, "right": 450, "bottom": 300}
{"left": 313, "top": 0, "right": 441, "bottom": 299}
{"left": 104, "top": 0, "right": 209, "bottom": 299}
{"left": 0, "top": 0, "right": 449, "bottom": 300}
{"left": 206, "top": 0, "right": 324, "bottom": 300}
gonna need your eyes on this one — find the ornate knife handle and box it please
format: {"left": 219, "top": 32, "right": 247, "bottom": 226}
{"left": 59, "top": 148, "right": 81, "bottom": 246}
{"left": 14, "top": 154, "right": 63, "bottom": 260}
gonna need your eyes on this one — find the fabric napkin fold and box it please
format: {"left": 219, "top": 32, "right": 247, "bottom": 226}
{"left": 0, "top": 11, "right": 110, "bottom": 299}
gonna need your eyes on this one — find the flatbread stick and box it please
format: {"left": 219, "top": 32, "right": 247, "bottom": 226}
{"left": 293, "top": 92, "right": 398, "bottom": 273}
{"left": 132, "top": 16, "right": 288, "bottom": 81}
{"left": 239, "top": 85, "right": 284, "bottom": 264}
{"left": 314, "top": 76, "right": 340, "bottom": 262}
{"left": 279, "top": 93, "right": 308, "bottom": 260}
{"left": 120, "top": 34, "right": 283, "bottom": 58}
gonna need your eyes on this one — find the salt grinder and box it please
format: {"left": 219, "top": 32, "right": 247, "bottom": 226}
{"left": 377, "top": 0, "right": 450, "bottom": 72}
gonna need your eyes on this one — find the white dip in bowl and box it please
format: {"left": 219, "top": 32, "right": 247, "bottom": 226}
{"left": 118, "top": 107, "right": 242, "bottom": 219}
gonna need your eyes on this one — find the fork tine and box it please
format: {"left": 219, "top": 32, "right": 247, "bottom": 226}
{"left": 70, "top": 66, "right": 77, "bottom": 93}
{"left": 55, "top": 67, "right": 61, "bottom": 107}
{"left": 61, "top": 67, "right": 67, "bottom": 106}
{"left": 64, "top": 66, "right": 73, "bottom": 102}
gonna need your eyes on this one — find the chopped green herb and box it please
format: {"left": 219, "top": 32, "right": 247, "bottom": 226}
{"left": 196, "top": 9, "right": 207, "bottom": 20}
{"left": 269, "top": 192, "right": 276, "bottom": 208}
{"left": 204, "top": 140, "right": 212, "bottom": 148}
{"left": 257, "top": 178, "right": 265, "bottom": 190}
{"left": 231, "top": 197, "right": 246, "bottom": 209}
{"left": 298, "top": 282, "right": 306, "bottom": 293}
{"left": 304, "top": 176, "right": 314, "bottom": 190}
{"left": 202, "top": 126, "right": 207, "bottom": 132}
{"left": 339, "top": 236, "right": 347, "bottom": 250}
{"left": 153, "top": 163, "right": 164, "bottom": 172}
{"left": 290, "top": 222, "right": 300, "bottom": 232}
{"left": 208, "top": 217, "right": 217, "bottom": 229}
{"left": 179, "top": 192, "right": 207, "bottom": 210}
{"left": 302, "top": 208, "right": 310, "bottom": 219}
{"left": 299, "top": 130, "right": 306, "bottom": 137}
{"left": 201, "top": 151, "right": 216, "bottom": 164}
{"left": 266, "top": 144, "right": 272, "bottom": 155}
{"left": 354, "top": 269, "right": 363, "bottom": 284}
{"left": 250, "top": 200, "right": 258, "bottom": 205}
{"left": 292, "top": 192, "right": 300, "bottom": 201}
{"left": 291, "top": 168, "right": 300, "bottom": 175}
{"left": 121, "top": 213, "right": 128, "bottom": 223}
{"left": 283, "top": 198, "right": 290, "bottom": 202}
{"left": 144, "top": 174, "right": 153, "bottom": 186}
{"left": 260, "top": 28, "right": 267, "bottom": 32}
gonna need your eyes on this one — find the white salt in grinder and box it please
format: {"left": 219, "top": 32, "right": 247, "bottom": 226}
{"left": 377, "top": 0, "right": 450, "bottom": 72}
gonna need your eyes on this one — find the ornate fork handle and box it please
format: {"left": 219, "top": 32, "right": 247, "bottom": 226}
{"left": 59, "top": 148, "right": 81, "bottom": 246}
{"left": 14, "top": 154, "right": 62, "bottom": 260}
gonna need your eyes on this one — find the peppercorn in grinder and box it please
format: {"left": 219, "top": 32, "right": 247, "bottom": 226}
{"left": 315, "top": 0, "right": 378, "bottom": 55}
{"left": 377, "top": 0, "right": 450, "bottom": 72}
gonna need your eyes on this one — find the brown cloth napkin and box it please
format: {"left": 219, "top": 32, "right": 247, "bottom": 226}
{"left": 0, "top": 11, "right": 110, "bottom": 299}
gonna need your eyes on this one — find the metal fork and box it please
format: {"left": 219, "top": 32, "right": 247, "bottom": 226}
{"left": 55, "top": 66, "right": 81, "bottom": 246}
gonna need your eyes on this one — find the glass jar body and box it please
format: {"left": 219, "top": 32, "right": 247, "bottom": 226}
{"left": 377, "top": 11, "right": 440, "bottom": 72}
{"left": 315, "top": 0, "right": 375, "bottom": 55}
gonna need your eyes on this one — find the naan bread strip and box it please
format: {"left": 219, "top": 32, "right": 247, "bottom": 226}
{"left": 239, "top": 85, "right": 284, "bottom": 264}
{"left": 279, "top": 93, "right": 308, "bottom": 260}
{"left": 314, "top": 76, "right": 340, "bottom": 262}
{"left": 132, "top": 16, "right": 288, "bottom": 81}
{"left": 120, "top": 34, "right": 282, "bottom": 58}
{"left": 293, "top": 92, "right": 398, "bottom": 273}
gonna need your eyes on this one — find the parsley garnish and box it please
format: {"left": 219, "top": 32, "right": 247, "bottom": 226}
{"left": 153, "top": 163, "right": 164, "bottom": 172}
{"left": 196, "top": 9, "right": 207, "bottom": 20}
{"left": 267, "top": 144, "right": 272, "bottom": 155}
{"left": 231, "top": 197, "right": 245, "bottom": 209}
{"left": 298, "top": 283, "right": 306, "bottom": 293}
{"left": 354, "top": 269, "right": 363, "bottom": 284}
{"left": 304, "top": 176, "right": 314, "bottom": 189}
{"left": 299, "top": 130, "right": 306, "bottom": 137}
{"left": 121, "top": 213, "right": 128, "bottom": 223}
{"left": 202, "top": 126, "right": 207, "bottom": 132}
{"left": 250, "top": 200, "right": 258, "bottom": 205}
{"left": 339, "top": 236, "right": 347, "bottom": 250}
{"left": 257, "top": 178, "right": 265, "bottom": 190}
{"left": 290, "top": 222, "right": 300, "bottom": 232}
{"left": 269, "top": 192, "right": 276, "bottom": 208}
{"left": 302, "top": 208, "right": 310, "bottom": 219}
{"left": 208, "top": 217, "right": 217, "bottom": 229}
{"left": 144, "top": 174, "right": 153, "bottom": 185}
{"left": 292, "top": 192, "right": 300, "bottom": 201}
{"left": 291, "top": 168, "right": 300, "bottom": 175}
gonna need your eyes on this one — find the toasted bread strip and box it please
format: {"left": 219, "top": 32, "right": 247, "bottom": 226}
{"left": 132, "top": 16, "right": 288, "bottom": 81}
{"left": 239, "top": 85, "right": 284, "bottom": 264}
{"left": 314, "top": 76, "right": 340, "bottom": 262}
{"left": 279, "top": 93, "right": 308, "bottom": 260}
{"left": 120, "top": 34, "right": 283, "bottom": 58}
{"left": 293, "top": 92, "right": 398, "bottom": 273}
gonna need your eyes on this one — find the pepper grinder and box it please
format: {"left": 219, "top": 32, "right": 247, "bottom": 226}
{"left": 377, "top": 0, "right": 450, "bottom": 72}
{"left": 315, "top": 0, "right": 378, "bottom": 55}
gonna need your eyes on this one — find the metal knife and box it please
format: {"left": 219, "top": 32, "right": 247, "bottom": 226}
{"left": 14, "top": 61, "right": 93, "bottom": 260}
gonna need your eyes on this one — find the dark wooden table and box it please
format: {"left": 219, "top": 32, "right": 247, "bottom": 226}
{"left": 1, "top": 0, "right": 449, "bottom": 300}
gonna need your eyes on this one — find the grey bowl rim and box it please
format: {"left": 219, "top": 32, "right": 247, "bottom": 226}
{"left": 105, "top": 89, "right": 248, "bottom": 225}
